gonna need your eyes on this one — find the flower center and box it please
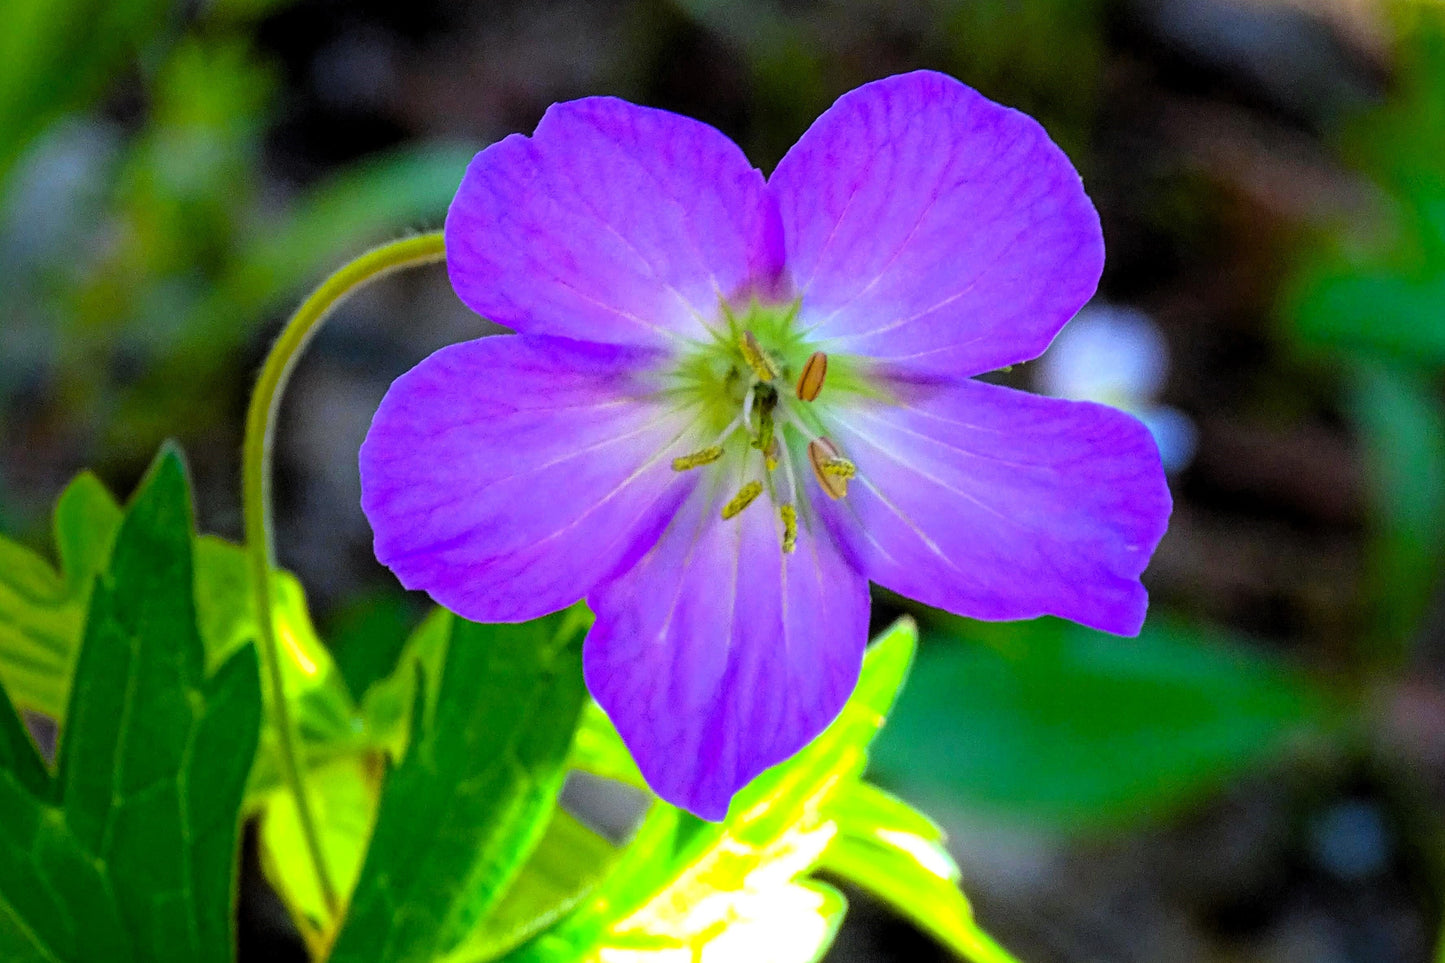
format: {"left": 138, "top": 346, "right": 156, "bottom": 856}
{"left": 667, "top": 301, "right": 857, "bottom": 554}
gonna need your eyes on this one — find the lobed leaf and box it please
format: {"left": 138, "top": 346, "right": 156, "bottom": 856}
{"left": 0, "top": 446, "right": 261, "bottom": 962}
{"left": 0, "top": 473, "right": 121, "bottom": 720}
{"left": 0, "top": 468, "right": 368, "bottom": 812}
{"left": 327, "top": 611, "right": 589, "bottom": 963}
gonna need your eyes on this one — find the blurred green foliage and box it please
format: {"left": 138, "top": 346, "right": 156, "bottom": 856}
{"left": 872, "top": 616, "right": 1332, "bottom": 832}
{"left": 1286, "top": 9, "right": 1445, "bottom": 660}
{"left": 0, "top": 0, "right": 474, "bottom": 489}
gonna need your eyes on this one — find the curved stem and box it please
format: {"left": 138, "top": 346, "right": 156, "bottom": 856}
{"left": 243, "top": 232, "right": 447, "bottom": 921}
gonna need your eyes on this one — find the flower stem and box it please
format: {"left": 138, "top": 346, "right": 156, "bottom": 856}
{"left": 242, "top": 232, "right": 447, "bottom": 922}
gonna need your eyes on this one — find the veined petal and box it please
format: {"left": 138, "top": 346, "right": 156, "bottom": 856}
{"left": 770, "top": 70, "right": 1104, "bottom": 377}
{"left": 585, "top": 481, "right": 870, "bottom": 820}
{"left": 446, "top": 97, "right": 784, "bottom": 348}
{"left": 817, "top": 377, "right": 1170, "bottom": 636}
{"left": 359, "top": 334, "right": 697, "bottom": 623}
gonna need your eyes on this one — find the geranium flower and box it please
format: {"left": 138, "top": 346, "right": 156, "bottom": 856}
{"left": 360, "top": 71, "right": 1171, "bottom": 820}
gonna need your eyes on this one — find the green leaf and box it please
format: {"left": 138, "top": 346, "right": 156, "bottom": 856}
{"left": 0, "top": 473, "right": 121, "bottom": 719}
{"left": 821, "top": 783, "right": 1021, "bottom": 963}
{"left": 327, "top": 611, "right": 589, "bottom": 963}
{"left": 446, "top": 812, "right": 619, "bottom": 963}
{"left": 502, "top": 619, "right": 918, "bottom": 963}
{"left": 259, "top": 757, "right": 379, "bottom": 938}
{"left": 0, "top": 446, "right": 262, "bottom": 962}
{"left": 256, "top": 606, "right": 450, "bottom": 937}
{"left": 871, "top": 617, "right": 1331, "bottom": 832}
{"left": 0, "top": 469, "right": 366, "bottom": 811}
{"left": 1348, "top": 361, "right": 1445, "bottom": 652}
{"left": 1291, "top": 269, "right": 1445, "bottom": 365}
{"left": 194, "top": 536, "right": 366, "bottom": 810}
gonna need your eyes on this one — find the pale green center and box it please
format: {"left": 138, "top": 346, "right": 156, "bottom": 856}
{"left": 662, "top": 299, "right": 869, "bottom": 553}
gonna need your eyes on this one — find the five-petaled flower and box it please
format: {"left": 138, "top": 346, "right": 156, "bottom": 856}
{"left": 360, "top": 71, "right": 1171, "bottom": 820}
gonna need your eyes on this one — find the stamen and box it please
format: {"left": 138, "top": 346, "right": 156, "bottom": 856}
{"left": 795, "top": 351, "right": 828, "bottom": 402}
{"left": 764, "top": 438, "right": 779, "bottom": 472}
{"left": 738, "top": 330, "right": 778, "bottom": 382}
{"left": 807, "top": 438, "right": 851, "bottom": 500}
{"left": 721, "top": 481, "right": 764, "bottom": 519}
{"left": 779, "top": 504, "right": 798, "bottom": 553}
{"left": 672, "top": 446, "right": 724, "bottom": 471}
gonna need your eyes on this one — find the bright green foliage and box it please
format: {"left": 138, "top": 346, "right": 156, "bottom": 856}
{"left": 447, "top": 812, "right": 619, "bottom": 963}
{"left": 0, "top": 448, "right": 261, "bottom": 962}
{"left": 0, "top": 471, "right": 370, "bottom": 814}
{"left": 0, "top": 473, "right": 122, "bottom": 720}
{"left": 821, "top": 783, "right": 1020, "bottom": 963}
{"left": 872, "top": 618, "right": 1330, "bottom": 831}
{"left": 500, "top": 619, "right": 945, "bottom": 963}
{"left": 0, "top": 465, "right": 1019, "bottom": 963}
{"left": 260, "top": 757, "right": 380, "bottom": 936}
{"left": 327, "top": 611, "right": 590, "bottom": 963}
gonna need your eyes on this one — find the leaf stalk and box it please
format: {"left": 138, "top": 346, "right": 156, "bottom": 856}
{"left": 242, "top": 231, "right": 447, "bottom": 924}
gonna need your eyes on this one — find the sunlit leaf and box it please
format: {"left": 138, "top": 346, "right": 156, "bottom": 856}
{"left": 0, "top": 446, "right": 261, "bottom": 961}
{"left": 0, "top": 473, "right": 121, "bottom": 719}
{"left": 256, "top": 607, "right": 446, "bottom": 936}
{"left": 503, "top": 619, "right": 918, "bottom": 963}
{"left": 259, "top": 757, "right": 380, "bottom": 934}
{"left": 871, "top": 617, "right": 1331, "bottom": 831}
{"left": 446, "top": 811, "right": 619, "bottom": 963}
{"left": 328, "top": 611, "right": 589, "bottom": 963}
{"left": 0, "top": 469, "right": 366, "bottom": 810}
{"left": 821, "top": 783, "right": 1020, "bottom": 963}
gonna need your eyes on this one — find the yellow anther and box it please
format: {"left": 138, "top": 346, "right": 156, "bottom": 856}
{"left": 795, "top": 351, "right": 828, "bottom": 402}
{"left": 807, "top": 438, "right": 850, "bottom": 500}
{"left": 721, "top": 481, "right": 764, "bottom": 520}
{"left": 819, "top": 458, "right": 856, "bottom": 479}
{"left": 672, "top": 446, "right": 724, "bottom": 471}
{"left": 780, "top": 504, "right": 798, "bottom": 553}
{"left": 764, "top": 438, "right": 779, "bottom": 472}
{"left": 738, "top": 330, "right": 778, "bottom": 382}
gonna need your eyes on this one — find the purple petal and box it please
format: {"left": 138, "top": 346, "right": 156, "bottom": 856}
{"left": 585, "top": 484, "right": 870, "bottom": 820}
{"left": 770, "top": 70, "right": 1104, "bottom": 377}
{"left": 817, "top": 376, "right": 1171, "bottom": 635}
{"left": 446, "top": 97, "right": 784, "bottom": 348}
{"left": 360, "top": 334, "right": 698, "bottom": 623}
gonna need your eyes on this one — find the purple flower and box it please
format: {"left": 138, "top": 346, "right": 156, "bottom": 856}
{"left": 359, "top": 71, "right": 1171, "bottom": 820}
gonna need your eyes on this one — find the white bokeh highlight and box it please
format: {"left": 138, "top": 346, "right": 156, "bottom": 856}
{"left": 1037, "top": 304, "right": 1197, "bottom": 473}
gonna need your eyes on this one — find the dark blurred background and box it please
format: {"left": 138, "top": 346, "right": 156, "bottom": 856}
{"left": 4, "top": 0, "right": 1445, "bottom": 960}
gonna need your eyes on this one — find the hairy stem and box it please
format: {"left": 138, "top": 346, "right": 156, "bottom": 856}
{"left": 242, "top": 232, "right": 447, "bottom": 924}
